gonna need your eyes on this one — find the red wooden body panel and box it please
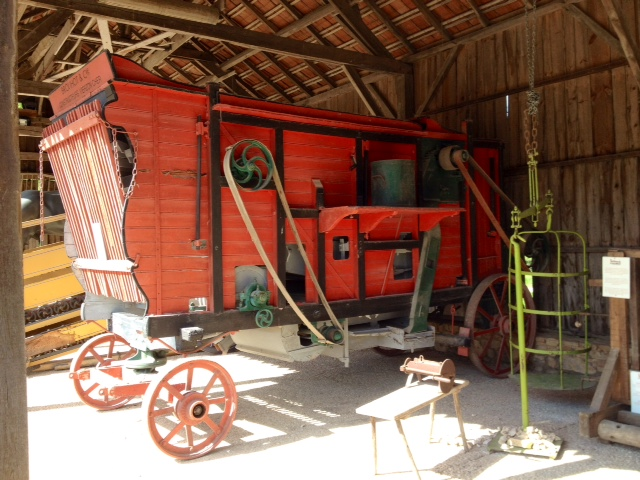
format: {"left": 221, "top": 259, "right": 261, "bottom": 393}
{"left": 462, "top": 148, "right": 502, "bottom": 285}
{"left": 105, "top": 82, "right": 211, "bottom": 315}
{"left": 436, "top": 209, "right": 464, "bottom": 289}
{"left": 285, "top": 219, "right": 318, "bottom": 304}
{"left": 220, "top": 189, "right": 277, "bottom": 309}
{"left": 323, "top": 220, "right": 359, "bottom": 300}
{"left": 283, "top": 132, "right": 357, "bottom": 208}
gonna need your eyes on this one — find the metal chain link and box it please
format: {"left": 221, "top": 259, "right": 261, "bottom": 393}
{"left": 103, "top": 118, "right": 138, "bottom": 201}
{"left": 524, "top": 0, "right": 540, "bottom": 158}
{"left": 38, "top": 144, "right": 45, "bottom": 245}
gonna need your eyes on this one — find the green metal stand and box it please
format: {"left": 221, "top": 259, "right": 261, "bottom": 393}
{"left": 509, "top": 216, "right": 591, "bottom": 428}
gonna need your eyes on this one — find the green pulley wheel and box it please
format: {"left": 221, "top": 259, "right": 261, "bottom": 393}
{"left": 255, "top": 309, "right": 274, "bottom": 328}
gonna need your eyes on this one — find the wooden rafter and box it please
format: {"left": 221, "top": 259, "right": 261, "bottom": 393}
{"left": 163, "top": 58, "right": 193, "bottom": 82}
{"left": 361, "top": 0, "right": 415, "bottom": 55}
{"left": 328, "top": 0, "right": 393, "bottom": 59}
{"left": 464, "top": 0, "right": 490, "bottom": 27}
{"left": 143, "top": 33, "right": 191, "bottom": 69}
{"left": 244, "top": 60, "right": 294, "bottom": 103}
{"left": 116, "top": 31, "right": 173, "bottom": 56}
{"left": 218, "top": 4, "right": 336, "bottom": 70}
{"left": 407, "top": 0, "right": 581, "bottom": 61}
{"left": 366, "top": 83, "right": 395, "bottom": 118}
{"left": 279, "top": 0, "right": 337, "bottom": 88}
{"left": 600, "top": 0, "right": 640, "bottom": 88}
{"left": 563, "top": 4, "right": 623, "bottom": 57}
{"left": 18, "top": 0, "right": 411, "bottom": 75}
{"left": 413, "top": 0, "right": 452, "bottom": 41}
{"left": 97, "top": 18, "right": 113, "bottom": 52}
{"left": 343, "top": 65, "right": 382, "bottom": 116}
{"left": 17, "top": 79, "right": 56, "bottom": 96}
{"left": 35, "top": 14, "right": 80, "bottom": 80}
{"left": 18, "top": 9, "right": 73, "bottom": 62}
{"left": 235, "top": 2, "right": 312, "bottom": 98}
{"left": 415, "top": 45, "right": 462, "bottom": 116}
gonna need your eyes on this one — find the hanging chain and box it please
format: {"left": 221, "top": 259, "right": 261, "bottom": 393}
{"left": 524, "top": 0, "right": 539, "bottom": 157}
{"left": 38, "top": 144, "right": 45, "bottom": 246}
{"left": 105, "top": 119, "right": 138, "bottom": 201}
{"left": 524, "top": 0, "right": 541, "bottom": 226}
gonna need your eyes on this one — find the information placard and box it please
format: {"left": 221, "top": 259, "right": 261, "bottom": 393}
{"left": 602, "top": 256, "right": 631, "bottom": 299}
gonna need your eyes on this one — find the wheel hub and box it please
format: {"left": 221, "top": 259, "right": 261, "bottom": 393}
{"left": 175, "top": 391, "right": 209, "bottom": 426}
{"left": 497, "top": 314, "right": 512, "bottom": 335}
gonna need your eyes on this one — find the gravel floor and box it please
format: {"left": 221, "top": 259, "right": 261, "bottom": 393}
{"left": 27, "top": 348, "right": 640, "bottom": 479}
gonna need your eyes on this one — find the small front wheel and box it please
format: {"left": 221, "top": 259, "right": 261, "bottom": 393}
{"left": 69, "top": 332, "right": 137, "bottom": 410}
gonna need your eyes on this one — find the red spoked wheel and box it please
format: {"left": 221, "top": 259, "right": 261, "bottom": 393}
{"left": 69, "top": 332, "right": 137, "bottom": 410}
{"left": 142, "top": 359, "right": 238, "bottom": 460}
{"left": 464, "top": 273, "right": 537, "bottom": 378}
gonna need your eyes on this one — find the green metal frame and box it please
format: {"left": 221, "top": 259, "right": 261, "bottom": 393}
{"left": 509, "top": 221, "right": 591, "bottom": 426}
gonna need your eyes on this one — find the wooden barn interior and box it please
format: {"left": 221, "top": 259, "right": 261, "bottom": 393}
{"left": 6, "top": 0, "right": 640, "bottom": 468}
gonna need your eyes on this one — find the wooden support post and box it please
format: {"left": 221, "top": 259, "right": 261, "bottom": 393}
{"left": 579, "top": 348, "right": 623, "bottom": 437}
{"left": 609, "top": 251, "right": 631, "bottom": 404}
{"left": 0, "top": 2, "right": 29, "bottom": 479}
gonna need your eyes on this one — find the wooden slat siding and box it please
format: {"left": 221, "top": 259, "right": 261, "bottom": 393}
{"left": 285, "top": 218, "right": 319, "bottom": 303}
{"left": 106, "top": 84, "right": 211, "bottom": 315}
{"left": 325, "top": 220, "right": 359, "bottom": 300}
{"left": 220, "top": 190, "right": 277, "bottom": 309}
{"left": 283, "top": 132, "right": 356, "bottom": 208}
{"left": 623, "top": 68, "right": 640, "bottom": 249}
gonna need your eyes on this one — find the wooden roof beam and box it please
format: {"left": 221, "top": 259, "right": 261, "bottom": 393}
{"left": 116, "top": 31, "right": 174, "bottom": 56}
{"left": 600, "top": 0, "right": 640, "bottom": 89}
{"left": 18, "top": 9, "right": 73, "bottom": 62}
{"left": 463, "top": 0, "right": 490, "bottom": 27}
{"left": 413, "top": 0, "right": 452, "bottom": 42}
{"left": 17, "top": 79, "right": 56, "bottom": 97}
{"left": 407, "top": 0, "right": 583, "bottom": 61}
{"left": 244, "top": 61, "right": 294, "bottom": 103}
{"left": 219, "top": 3, "right": 335, "bottom": 70}
{"left": 563, "top": 4, "right": 623, "bottom": 57}
{"left": 278, "top": 0, "right": 337, "bottom": 88}
{"left": 97, "top": 0, "right": 220, "bottom": 25}
{"left": 361, "top": 0, "right": 416, "bottom": 54}
{"left": 328, "top": 0, "right": 393, "bottom": 59}
{"left": 35, "top": 14, "right": 80, "bottom": 80}
{"left": 143, "top": 33, "right": 191, "bottom": 69}
{"left": 415, "top": 44, "right": 462, "bottom": 116}
{"left": 237, "top": 1, "right": 313, "bottom": 98}
{"left": 17, "top": 0, "right": 411, "bottom": 75}
{"left": 97, "top": 18, "right": 113, "bottom": 52}
{"left": 342, "top": 65, "right": 383, "bottom": 117}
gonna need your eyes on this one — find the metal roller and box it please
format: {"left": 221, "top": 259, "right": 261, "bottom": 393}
{"left": 438, "top": 145, "right": 469, "bottom": 171}
{"left": 400, "top": 356, "right": 456, "bottom": 393}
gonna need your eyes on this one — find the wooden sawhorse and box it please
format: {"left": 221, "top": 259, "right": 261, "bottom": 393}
{"left": 356, "top": 379, "right": 469, "bottom": 479}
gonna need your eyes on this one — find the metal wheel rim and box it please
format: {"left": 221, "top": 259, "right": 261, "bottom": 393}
{"left": 141, "top": 359, "right": 238, "bottom": 460}
{"left": 464, "top": 273, "right": 537, "bottom": 378}
{"left": 69, "top": 332, "right": 137, "bottom": 410}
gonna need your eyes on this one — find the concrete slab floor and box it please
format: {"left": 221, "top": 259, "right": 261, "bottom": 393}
{"left": 26, "top": 349, "right": 640, "bottom": 480}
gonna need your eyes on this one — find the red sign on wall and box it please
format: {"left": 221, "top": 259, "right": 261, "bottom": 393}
{"left": 49, "top": 52, "right": 115, "bottom": 116}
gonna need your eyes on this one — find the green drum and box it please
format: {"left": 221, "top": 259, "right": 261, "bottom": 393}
{"left": 371, "top": 159, "right": 416, "bottom": 207}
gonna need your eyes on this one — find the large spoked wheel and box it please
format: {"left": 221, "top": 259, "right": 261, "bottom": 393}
{"left": 142, "top": 359, "right": 238, "bottom": 460}
{"left": 464, "top": 273, "right": 537, "bottom": 378}
{"left": 69, "top": 332, "right": 137, "bottom": 410}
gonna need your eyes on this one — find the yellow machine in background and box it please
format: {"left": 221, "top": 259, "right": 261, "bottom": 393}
{"left": 23, "top": 242, "right": 106, "bottom": 370}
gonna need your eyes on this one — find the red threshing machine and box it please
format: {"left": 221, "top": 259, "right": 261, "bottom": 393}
{"left": 41, "top": 52, "right": 535, "bottom": 459}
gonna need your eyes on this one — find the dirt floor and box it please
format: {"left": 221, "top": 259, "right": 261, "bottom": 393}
{"left": 27, "top": 348, "right": 640, "bottom": 480}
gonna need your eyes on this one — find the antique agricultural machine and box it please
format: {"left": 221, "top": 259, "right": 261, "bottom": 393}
{"left": 40, "top": 52, "right": 536, "bottom": 459}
